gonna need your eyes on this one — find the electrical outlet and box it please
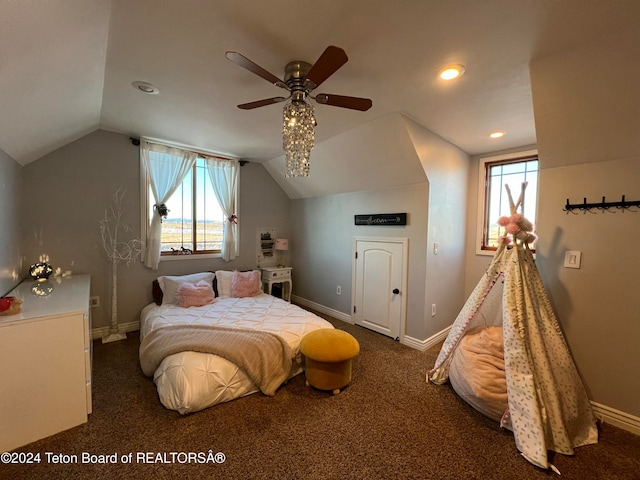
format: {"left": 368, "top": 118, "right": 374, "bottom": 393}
{"left": 431, "top": 303, "right": 436, "bottom": 317}
{"left": 90, "top": 296, "right": 100, "bottom": 308}
{"left": 336, "top": 285, "right": 342, "bottom": 295}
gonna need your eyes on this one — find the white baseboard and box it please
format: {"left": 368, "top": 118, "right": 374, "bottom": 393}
{"left": 91, "top": 320, "right": 140, "bottom": 340}
{"left": 291, "top": 295, "right": 353, "bottom": 324}
{"left": 402, "top": 325, "right": 451, "bottom": 351}
{"left": 292, "top": 295, "right": 452, "bottom": 353}
{"left": 591, "top": 401, "right": 640, "bottom": 436}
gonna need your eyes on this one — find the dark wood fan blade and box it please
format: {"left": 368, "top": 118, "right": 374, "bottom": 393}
{"left": 237, "top": 97, "right": 288, "bottom": 110}
{"left": 304, "top": 46, "right": 348, "bottom": 89}
{"left": 315, "top": 93, "right": 372, "bottom": 111}
{"left": 226, "top": 51, "right": 289, "bottom": 90}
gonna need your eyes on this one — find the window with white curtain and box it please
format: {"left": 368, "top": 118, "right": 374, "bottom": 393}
{"left": 140, "top": 140, "right": 239, "bottom": 265}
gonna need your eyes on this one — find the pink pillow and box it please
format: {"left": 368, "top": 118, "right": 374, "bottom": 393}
{"left": 230, "top": 270, "right": 261, "bottom": 298}
{"left": 177, "top": 280, "right": 215, "bottom": 307}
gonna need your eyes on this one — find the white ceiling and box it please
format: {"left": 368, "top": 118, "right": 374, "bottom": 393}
{"left": 1, "top": 0, "right": 639, "bottom": 166}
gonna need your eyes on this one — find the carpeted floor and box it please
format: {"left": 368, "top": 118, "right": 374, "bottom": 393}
{"left": 2, "top": 314, "right": 639, "bottom": 480}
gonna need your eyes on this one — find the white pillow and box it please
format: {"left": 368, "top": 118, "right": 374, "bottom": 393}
{"left": 214, "top": 271, "right": 235, "bottom": 298}
{"left": 215, "top": 270, "right": 263, "bottom": 298}
{"left": 157, "top": 272, "right": 215, "bottom": 306}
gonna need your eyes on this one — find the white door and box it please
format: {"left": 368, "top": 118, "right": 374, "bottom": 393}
{"left": 352, "top": 238, "right": 407, "bottom": 340}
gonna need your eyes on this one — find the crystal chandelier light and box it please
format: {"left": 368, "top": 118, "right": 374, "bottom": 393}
{"left": 282, "top": 97, "right": 316, "bottom": 178}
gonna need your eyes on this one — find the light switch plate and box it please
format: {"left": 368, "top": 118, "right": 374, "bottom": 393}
{"left": 564, "top": 251, "right": 582, "bottom": 269}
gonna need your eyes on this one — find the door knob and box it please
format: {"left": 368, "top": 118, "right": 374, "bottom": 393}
{"left": 392, "top": 288, "right": 400, "bottom": 295}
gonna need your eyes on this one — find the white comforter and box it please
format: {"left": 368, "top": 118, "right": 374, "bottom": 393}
{"left": 140, "top": 294, "right": 334, "bottom": 414}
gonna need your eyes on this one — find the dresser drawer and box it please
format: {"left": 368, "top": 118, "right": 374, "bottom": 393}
{"left": 261, "top": 268, "right": 292, "bottom": 281}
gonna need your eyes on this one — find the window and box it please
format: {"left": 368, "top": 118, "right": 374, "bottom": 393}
{"left": 148, "top": 157, "right": 226, "bottom": 255}
{"left": 477, "top": 150, "right": 539, "bottom": 253}
{"left": 141, "top": 141, "right": 238, "bottom": 262}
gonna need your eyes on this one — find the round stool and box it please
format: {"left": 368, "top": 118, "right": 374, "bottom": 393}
{"left": 300, "top": 328, "right": 360, "bottom": 394}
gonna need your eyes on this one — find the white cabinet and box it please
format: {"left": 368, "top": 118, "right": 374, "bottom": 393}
{"left": 261, "top": 267, "right": 292, "bottom": 302}
{"left": 0, "top": 275, "right": 92, "bottom": 452}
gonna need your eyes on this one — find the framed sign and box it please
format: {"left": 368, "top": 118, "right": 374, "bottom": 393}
{"left": 354, "top": 213, "right": 407, "bottom": 226}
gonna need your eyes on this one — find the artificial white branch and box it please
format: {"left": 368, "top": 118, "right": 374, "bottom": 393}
{"left": 99, "top": 188, "right": 143, "bottom": 341}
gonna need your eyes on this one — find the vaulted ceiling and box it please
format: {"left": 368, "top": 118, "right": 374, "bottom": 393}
{"left": 1, "top": 0, "right": 638, "bottom": 167}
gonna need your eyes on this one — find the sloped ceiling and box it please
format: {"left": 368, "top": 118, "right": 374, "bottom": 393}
{"left": 264, "top": 113, "right": 428, "bottom": 199}
{"left": 0, "top": 0, "right": 110, "bottom": 164}
{"left": 1, "top": 1, "right": 639, "bottom": 194}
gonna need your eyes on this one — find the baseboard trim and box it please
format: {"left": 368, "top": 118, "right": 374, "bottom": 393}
{"left": 591, "top": 401, "right": 640, "bottom": 436}
{"left": 292, "top": 295, "right": 451, "bottom": 353}
{"left": 291, "top": 295, "right": 353, "bottom": 324}
{"left": 402, "top": 325, "right": 451, "bottom": 351}
{"left": 91, "top": 321, "right": 140, "bottom": 340}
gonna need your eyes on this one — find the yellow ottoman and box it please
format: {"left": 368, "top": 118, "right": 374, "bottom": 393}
{"left": 300, "top": 328, "right": 360, "bottom": 394}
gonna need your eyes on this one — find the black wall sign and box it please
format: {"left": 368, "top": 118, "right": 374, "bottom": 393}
{"left": 354, "top": 213, "right": 407, "bottom": 226}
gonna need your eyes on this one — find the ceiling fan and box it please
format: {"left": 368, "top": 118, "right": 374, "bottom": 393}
{"left": 225, "top": 45, "right": 373, "bottom": 112}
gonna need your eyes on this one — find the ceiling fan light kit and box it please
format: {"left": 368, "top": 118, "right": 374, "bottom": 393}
{"left": 226, "top": 46, "right": 372, "bottom": 177}
{"left": 283, "top": 99, "right": 315, "bottom": 177}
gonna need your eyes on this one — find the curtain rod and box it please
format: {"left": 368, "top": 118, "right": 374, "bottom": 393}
{"left": 129, "top": 137, "right": 248, "bottom": 165}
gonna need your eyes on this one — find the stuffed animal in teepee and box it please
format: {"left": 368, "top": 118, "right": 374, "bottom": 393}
{"left": 497, "top": 182, "right": 537, "bottom": 247}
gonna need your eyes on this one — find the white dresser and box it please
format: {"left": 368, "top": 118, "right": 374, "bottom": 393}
{"left": 0, "top": 274, "right": 92, "bottom": 452}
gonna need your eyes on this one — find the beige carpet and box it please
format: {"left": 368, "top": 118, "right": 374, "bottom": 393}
{"left": 2, "top": 315, "right": 639, "bottom": 480}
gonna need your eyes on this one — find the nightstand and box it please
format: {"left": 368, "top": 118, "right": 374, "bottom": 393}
{"left": 261, "top": 267, "right": 292, "bottom": 302}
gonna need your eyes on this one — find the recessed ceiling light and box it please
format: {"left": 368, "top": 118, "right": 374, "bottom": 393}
{"left": 438, "top": 64, "right": 465, "bottom": 80}
{"left": 489, "top": 131, "right": 506, "bottom": 139}
{"left": 132, "top": 81, "right": 159, "bottom": 95}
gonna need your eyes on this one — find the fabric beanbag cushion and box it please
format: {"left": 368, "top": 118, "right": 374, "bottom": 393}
{"left": 448, "top": 326, "right": 508, "bottom": 422}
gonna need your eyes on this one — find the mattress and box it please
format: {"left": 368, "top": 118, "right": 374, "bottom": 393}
{"left": 140, "top": 293, "right": 334, "bottom": 414}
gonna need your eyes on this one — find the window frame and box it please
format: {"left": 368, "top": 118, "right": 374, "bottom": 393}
{"left": 475, "top": 149, "right": 538, "bottom": 256}
{"left": 139, "top": 140, "right": 240, "bottom": 262}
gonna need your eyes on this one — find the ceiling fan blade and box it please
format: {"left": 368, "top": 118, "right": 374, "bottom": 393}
{"left": 225, "top": 51, "right": 289, "bottom": 90}
{"left": 237, "top": 96, "right": 288, "bottom": 110}
{"left": 304, "top": 46, "right": 348, "bottom": 89}
{"left": 315, "top": 93, "right": 372, "bottom": 111}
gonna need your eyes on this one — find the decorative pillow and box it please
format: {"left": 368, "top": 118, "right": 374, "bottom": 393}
{"left": 230, "top": 270, "right": 262, "bottom": 298}
{"left": 157, "top": 272, "right": 215, "bottom": 306}
{"left": 177, "top": 280, "right": 215, "bottom": 307}
{"left": 214, "top": 270, "right": 235, "bottom": 299}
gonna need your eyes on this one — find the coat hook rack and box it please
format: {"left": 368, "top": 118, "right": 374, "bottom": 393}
{"left": 563, "top": 195, "right": 640, "bottom": 212}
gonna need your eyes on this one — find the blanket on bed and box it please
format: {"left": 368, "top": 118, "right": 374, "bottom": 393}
{"left": 139, "top": 324, "right": 294, "bottom": 396}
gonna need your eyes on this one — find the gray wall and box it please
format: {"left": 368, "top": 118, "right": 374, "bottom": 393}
{"left": 0, "top": 148, "right": 23, "bottom": 295}
{"left": 290, "top": 115, "right": 470, "bottom": 342}
{"left": 527, "top": 31, "right": 640, "bottom": 417}
{"left": 290, "top": 184, "right": 429, "bottom": 340}
{"left": 21, "top": 129, "right": 291, "bottom": 330}
{"left": 404, "top": 117, "right": 470, "bottom": 339}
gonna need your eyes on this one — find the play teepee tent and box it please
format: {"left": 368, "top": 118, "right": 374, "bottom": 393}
{"left": 428, "top": 183, "right": 598, "bottom": 472}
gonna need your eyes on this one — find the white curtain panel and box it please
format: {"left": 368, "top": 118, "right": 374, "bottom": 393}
{"left": 205, "top": 157, "right": 239, "bottom": 261}
{"left": 141, "top": 141, "right": 197, "bottom": 269}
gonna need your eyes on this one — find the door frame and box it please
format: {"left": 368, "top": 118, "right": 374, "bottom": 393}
{"left": 351, "top": 236, "right": 409, "bottom": 342}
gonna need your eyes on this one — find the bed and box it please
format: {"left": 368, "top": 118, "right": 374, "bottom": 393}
{"left": 139, "top": 270, "right": 334, "bottom": 414}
